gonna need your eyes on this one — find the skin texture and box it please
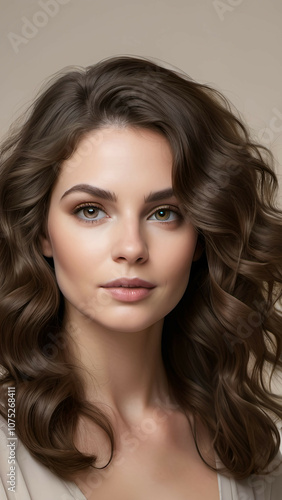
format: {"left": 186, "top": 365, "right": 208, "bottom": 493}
{"left": 41, "top": 127, "right": 219, "bottom": 499}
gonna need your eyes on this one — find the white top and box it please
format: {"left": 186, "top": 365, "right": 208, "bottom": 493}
{"left": 1, "top": 416, "right": 282, "bottom": 499}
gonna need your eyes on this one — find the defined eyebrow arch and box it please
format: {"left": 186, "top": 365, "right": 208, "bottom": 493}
{"left": 60, "top": 184, "right": 175, "bottom": 203}
{"left": 61, "top": 184, "right": 117, "bottom": 202}
{"left": 144, "top": 188, "right": 175, "bottom": 203}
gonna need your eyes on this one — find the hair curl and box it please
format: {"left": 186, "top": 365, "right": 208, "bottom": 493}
{"left": 0, "top": 55, "right": 282, "bottom": 480}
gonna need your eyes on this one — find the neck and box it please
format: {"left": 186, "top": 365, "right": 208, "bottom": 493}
{"left": 64, "top": 313, "right": 172, "bottom": 425}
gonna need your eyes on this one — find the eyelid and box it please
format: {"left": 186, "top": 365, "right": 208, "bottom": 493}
{"left": 148, "top": 204, "right": 181, "bottom": 216}
{"left": 72, "top": 202, "right": 180, "bottom": 213}
{"left": 72, "top": 201, "right": 105, "bottom": 212}
{"left": 71, "top": 202, "right": 182, "bottom": 223}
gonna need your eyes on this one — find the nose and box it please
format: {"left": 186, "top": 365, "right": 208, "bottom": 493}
{"left": 111, "top": 218, "right": 149, "bottom": 264}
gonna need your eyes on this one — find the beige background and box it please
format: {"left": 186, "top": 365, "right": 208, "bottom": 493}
{"left": 0, "top": 0, "right": 282, "bottom": 438}
{"left": 0, "top": 0, "right": 281, "bottom": 201}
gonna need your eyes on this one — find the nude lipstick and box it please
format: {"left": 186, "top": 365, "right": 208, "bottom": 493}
{"left": 101, "top": 278, "right": 155, "bottom": 302}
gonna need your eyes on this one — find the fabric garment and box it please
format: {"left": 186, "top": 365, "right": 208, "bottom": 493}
{"left": 1, "top": 416, "right": 282, "bottom": 500}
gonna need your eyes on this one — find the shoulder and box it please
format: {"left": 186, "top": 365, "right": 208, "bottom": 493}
{"left": 0, "top": 414, "right": 85, "bottom": 499}
{"left": 219, "top": 452, "right": 282, "bottom": 500}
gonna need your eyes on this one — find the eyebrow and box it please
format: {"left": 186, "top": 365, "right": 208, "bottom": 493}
{"left": 60, "top": 184, "right": 175, "bottom": 203}
{"left": 144, "top": 188, "right": 175, "bottom": 203}
{"left": 61, "top": 184, "right": 117, "bottom": 202}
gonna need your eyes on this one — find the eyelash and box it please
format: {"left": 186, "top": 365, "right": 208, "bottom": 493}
{"left": 72, "top": 203, "right": 182, "bottom": 224}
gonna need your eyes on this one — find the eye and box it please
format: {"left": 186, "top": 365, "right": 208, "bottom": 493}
{"left": 148, "top": 207, "right": 180, "bottom": 222}
{"left": 73, "top": 204, "right": 107, "bottom": 222}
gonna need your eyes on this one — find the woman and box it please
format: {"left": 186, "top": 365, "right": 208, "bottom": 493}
{"left": 0, "top": 55, "right": 282, "bottom": 499}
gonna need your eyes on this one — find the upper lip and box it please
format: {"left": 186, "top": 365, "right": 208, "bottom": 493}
{"left": 102, "top": 278, "right": 156, "bottom": 288}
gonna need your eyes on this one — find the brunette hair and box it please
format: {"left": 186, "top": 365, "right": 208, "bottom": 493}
{"left": 0, "top": 56, "right": 282, "bottom": 480}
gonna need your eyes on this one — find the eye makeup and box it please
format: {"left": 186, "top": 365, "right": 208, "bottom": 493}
{"left": 71, "top": 201, "right": 182, "bottom": 225}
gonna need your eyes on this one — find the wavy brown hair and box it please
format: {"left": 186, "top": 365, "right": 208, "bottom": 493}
{"left": 0, "top": 56, "right": 282, "bottom": 480}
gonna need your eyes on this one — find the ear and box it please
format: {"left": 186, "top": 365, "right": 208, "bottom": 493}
{"left": 39, "top": 233, "right": 53, "bottom": 258}
{"left": 192, "top": 238, "right": 204, "bottom": 262}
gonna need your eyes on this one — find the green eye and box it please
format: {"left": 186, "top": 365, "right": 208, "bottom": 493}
{"left": 80, "top": 207, "right": 99, "bottom": 218}
{"left": 74, "top": 204, "right": 106, "bottom": 222}
{"left": 149, "top": 208, "right": 179, "bottom": 222}
{"left": 155, "top": 209, "right": 171, "bottom": 221}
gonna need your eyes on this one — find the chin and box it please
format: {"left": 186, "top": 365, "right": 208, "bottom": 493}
{"left": 99, "top": 315, "right": 163, "bottom": 334}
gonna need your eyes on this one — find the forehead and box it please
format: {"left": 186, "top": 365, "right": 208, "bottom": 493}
{"left": 53, "top": 127, "right": 173, "bottom": 197}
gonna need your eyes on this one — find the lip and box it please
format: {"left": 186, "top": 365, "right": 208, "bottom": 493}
{"left": 101, "top": 278, "right": 156, "bottom": 303}
{"left": 102, "top": 278, "right": 155, "bottom": 289}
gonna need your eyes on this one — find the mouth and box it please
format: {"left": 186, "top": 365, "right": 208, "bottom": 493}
{"left": 101, "top": 278, "right": 156, "bottom": 302}
{"left": 102, "top": 278, "right": 155, "bottom": 289}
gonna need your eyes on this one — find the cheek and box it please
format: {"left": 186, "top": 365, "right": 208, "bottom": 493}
{"left": 46, "top": 224, "right": 86, "bottom": 293}
{"left": 48, "top": 219, "right": 95, "bottom": 268}
{"left": 159, "top": 231, "right": 198, "bottom": 308}
{"left": 166, "top": 233, "right": 197, "bottom": 281}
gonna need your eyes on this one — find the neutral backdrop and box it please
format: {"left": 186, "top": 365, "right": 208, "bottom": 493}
{"left": 1, "top": 0, "right": 282, "bottom": 199}
{"left": 0, "top": 0, "right": 282, "bottom": 434}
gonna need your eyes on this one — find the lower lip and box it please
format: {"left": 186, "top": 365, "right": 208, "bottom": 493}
{"left": 102, "top": 287, "right": 154, "bottom": 302}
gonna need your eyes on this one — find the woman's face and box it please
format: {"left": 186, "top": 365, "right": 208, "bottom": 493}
{"left": 41, "top": 127, "right": 199, "bottom": 334}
